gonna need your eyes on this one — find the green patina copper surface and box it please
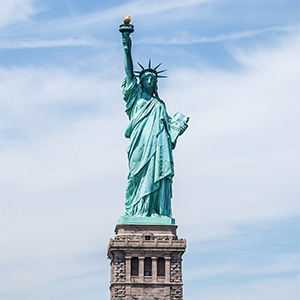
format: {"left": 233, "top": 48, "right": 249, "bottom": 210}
{"left": 118, "top": 215, "right": 175, "bottom": 225}
{"left": 118, "top": 18, "right": 189, "bottom": 225}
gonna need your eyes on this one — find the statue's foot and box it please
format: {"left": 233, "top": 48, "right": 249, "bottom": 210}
{"left": 150, "top": 213, "right": 159, "bottom": 217}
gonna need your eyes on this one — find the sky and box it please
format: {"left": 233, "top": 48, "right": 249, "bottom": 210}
{"left": 0, "top": 0, "right": 299, "bottom": 299}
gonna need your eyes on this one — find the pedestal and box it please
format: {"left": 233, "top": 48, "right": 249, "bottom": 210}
{"left": 107, "top": 224, "right": 186, "bottom": 300}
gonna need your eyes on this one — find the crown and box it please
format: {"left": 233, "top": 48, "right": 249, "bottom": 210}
{"left": 134, "top": 59, "right": 167, "bottom": 80}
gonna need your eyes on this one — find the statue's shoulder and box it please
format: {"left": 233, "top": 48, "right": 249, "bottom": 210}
{"left": 157, "top": 97, "right": 166, "bottom": 107}
{"left": 122, "top": 76, "right": 139, "bottom": 95}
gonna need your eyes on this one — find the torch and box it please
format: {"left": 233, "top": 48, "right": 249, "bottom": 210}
{"left": 119, "top": 15, "right": 134, "bottom": 34}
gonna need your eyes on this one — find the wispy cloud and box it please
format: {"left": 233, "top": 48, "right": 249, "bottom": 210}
{"left": 167, "top": 32, "right": 300, "bottom": 241}
{"left": 186, "top": 276, "right": 300, "bottom": 300}
{"left": 0, "top": 0, "right": 38, "bottom": 28}
{"left": 1, "top": 0, "right": 210, "bottom": 33}
{"left": 0, "top": 38, "right": 96, "bottom": 49}
{"left": 185, "top": 253, "right": 300, "bottom": 279}
{"left": 138, "top": 24, "right": 299, "bottom": 45}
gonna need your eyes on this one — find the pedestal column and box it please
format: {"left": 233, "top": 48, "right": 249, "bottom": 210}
{"left": 138, "top": 257, "right": 145, "bottom": 282}
{"left": 152, "top": 257, "right": 158, "bottom": 282}
{"left": 165, "top": 256, "right": 171, "bottom": 283}
{"left": 125, "top": 256, "right": 131, "bottom": 281}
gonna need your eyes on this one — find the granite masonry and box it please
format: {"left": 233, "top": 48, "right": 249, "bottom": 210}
{"left": 107, "top": 224, "right": 186, "bottom": 300}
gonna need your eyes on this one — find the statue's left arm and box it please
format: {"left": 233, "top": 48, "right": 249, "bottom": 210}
{"left": 179, "top": 123, "right": 188, "bottom": 136}
{"left": 168, "top": 113, "right": 189, "bottom": 149}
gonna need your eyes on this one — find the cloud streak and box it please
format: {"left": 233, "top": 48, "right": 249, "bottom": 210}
{"left": 2, "top": 25, "right": 297, "bottom": 50}
{"left": 0, "top": 0, "right": 38, "bottom": 28}
{"left": 185, "top": 253, "right": 300, "bottom": 279}
{"left": 186, "top": 276, "right": 300, "bottom": 300}
{"left": 138, "top": 24, "right": 299, "bottom": 45}
{"left": 0, "top": 38, "right": 97, "bottom": 49}
{"left": 0, "top": 0, "right": 210, "bottom": 34}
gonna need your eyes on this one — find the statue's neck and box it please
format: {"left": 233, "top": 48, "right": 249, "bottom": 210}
{"left": 141, "top": 90, "right": 153, "bottom": 101}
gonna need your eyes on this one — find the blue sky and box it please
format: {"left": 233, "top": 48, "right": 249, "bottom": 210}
{"left": 0, "top": 0, "right": 299, "bottom": 299}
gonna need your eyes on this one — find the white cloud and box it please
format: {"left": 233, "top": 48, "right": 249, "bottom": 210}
{"left": 0, "top": 0, "right": 211, "bottom": 43}
{"left": 186, "top": 276, "right": 300, "bottom": 300}
{"left": 166, "top": 33, "right": 300, "bottom": 241}
{"left": 138, "top": 25, "right": 297, "bottom": 45}
{"left": 0, "top": 38, "right": 96, "bottom": 49}
{"left": 64, "top": 0, "right": 210, "bottom": 26}
{"left": 0, "top": 0, "right": 38, "bottom": 28}
{"left": 184, "top": 253, "right": 300, "bottom": 280}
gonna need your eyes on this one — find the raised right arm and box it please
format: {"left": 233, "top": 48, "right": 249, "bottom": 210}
{"left": 122, "top": 32, "right": 134, "bottom": 84}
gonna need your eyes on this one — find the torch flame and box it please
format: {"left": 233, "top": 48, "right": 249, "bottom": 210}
{"left": 123, "top": 15, "right": 131, "bottom": 24}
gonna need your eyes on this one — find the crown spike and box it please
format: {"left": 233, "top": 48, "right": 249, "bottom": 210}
{"left": 137, "top": 62, "right": 144, "bottom": 70}
{"left": 154, "top": 62, "right": 163, "bottom": 70}
{"left": 136, "top": 60, "right": 168, "bottom": 80}
{"left": 157, "top": 69, "right": 167, "bottom": 74}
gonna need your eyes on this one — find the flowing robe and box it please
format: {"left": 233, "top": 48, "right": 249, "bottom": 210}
{"left": 122, "top": 76, "right": 174, "bottom": 217}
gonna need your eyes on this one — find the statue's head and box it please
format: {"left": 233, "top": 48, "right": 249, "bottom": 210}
{"left": 140, "top": 72, "right": 157, "bottom": 95}
{"left": 135, "top": 59, "right": 167, "bottom": 96}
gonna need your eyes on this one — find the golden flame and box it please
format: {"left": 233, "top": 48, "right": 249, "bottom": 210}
{"left": 123, "top": 15, "right": 131, "bottom": 24}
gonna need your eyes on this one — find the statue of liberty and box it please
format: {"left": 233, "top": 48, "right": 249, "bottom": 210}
{"left": 118, "top": 17, "right": 189, "bottom": 224}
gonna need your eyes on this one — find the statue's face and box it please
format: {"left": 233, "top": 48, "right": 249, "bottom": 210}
{"left": 141, "top": 74, "right": 157, "bottom": 92}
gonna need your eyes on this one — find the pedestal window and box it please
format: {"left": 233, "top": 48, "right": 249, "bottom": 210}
{"left": 131, "top": 257, "right": 139, "bottom": 276}
{"left": 144, "top": 257, "right": 152, "bottom": 276}
{"left": 157, "top": 257, "right": 165, "bottom": 277}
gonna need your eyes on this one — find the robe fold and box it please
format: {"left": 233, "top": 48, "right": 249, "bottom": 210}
{"left": 122, "top": 76, "right": 174, "bottom": 217}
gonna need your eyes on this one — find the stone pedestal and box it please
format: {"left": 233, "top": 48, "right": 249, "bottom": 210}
{"left": 107, "top": 224, "right": 186, "bottom": 300}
